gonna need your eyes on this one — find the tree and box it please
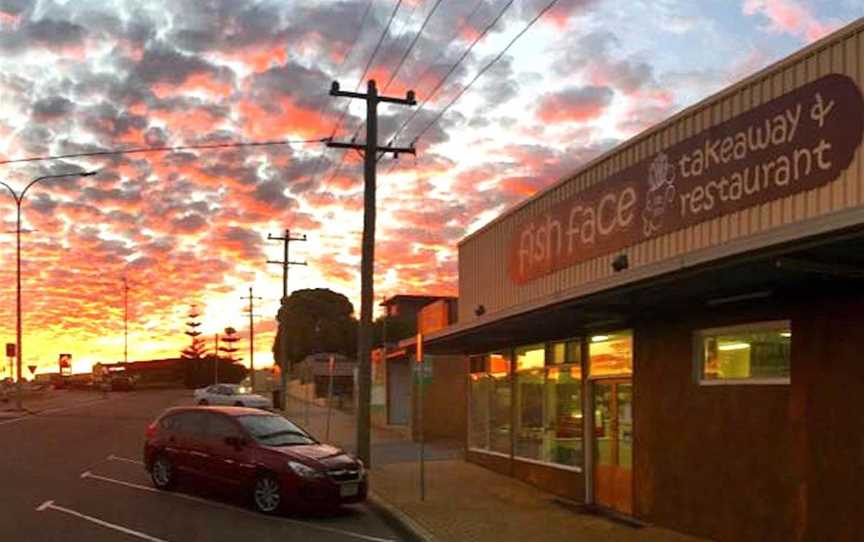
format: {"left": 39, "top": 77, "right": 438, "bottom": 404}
{"left": 219, "top": 327, "right": 241, "bottom": 362}
{"left": 272, "top": 288, "right": 358, "bottom": 377}
{"left": 373, "top": 313, "right": 416, "bottom": 347}
{"left": 181, "top": 306, "right": 208, "bottom": 360}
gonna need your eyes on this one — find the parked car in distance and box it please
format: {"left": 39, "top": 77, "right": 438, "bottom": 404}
{"left": 110, "top": 375, "right": 135, "bottom": 391}
{"left": 194, "top": 384, "right": 272, "bottom": 408}
{"left": 143, "top": 406, "right": 367, "bottom": 513}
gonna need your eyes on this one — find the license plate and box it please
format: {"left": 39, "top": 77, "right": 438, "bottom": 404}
{"left": 339, "top": 483, "right": 359, "bottom": 497}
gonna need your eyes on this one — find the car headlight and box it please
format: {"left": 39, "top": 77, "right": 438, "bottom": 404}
{"left": 287, "top": 461, "right": 325, "bottom": 480}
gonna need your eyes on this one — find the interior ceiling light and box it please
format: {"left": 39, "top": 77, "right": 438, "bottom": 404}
{"left": 718, "top": 342, "right": 751, "bottom": 351}
{"left": 591, "top": 335, "right": 610, "bottom": 342}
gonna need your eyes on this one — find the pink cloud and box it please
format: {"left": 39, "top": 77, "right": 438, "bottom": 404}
{"left": 743, "top": 0, "right": 840, "bottom": 42}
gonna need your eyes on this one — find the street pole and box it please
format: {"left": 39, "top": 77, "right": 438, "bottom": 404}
{"left": 0, "top": 171, "right": 96, "bottom": 411}
{"left": 214, "top": 333, "right": 220, "bottom": 384}
{"left": 326, "top": 354, "right": 335, "bottom": 440}
{"left": 267, "top": 230, "right": 307, "bottom": 410}
{"left": 327, "top": 79, "right": 416, "bottom": 467}
{"left": 123, "top": 276, "right": 129, "bottom": 363}
{"left": 241, "top": 287, "right": 262, "bottom": 391}
{"left": 417, "top": 333, "right": 426, "bottom": 501}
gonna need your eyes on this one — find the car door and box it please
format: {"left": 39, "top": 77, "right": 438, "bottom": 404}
{"left": 176, "top": 411, "right": 214, "bottom": 478}
{"left": 204, "top": 413, "right": 256, "bottom": 487}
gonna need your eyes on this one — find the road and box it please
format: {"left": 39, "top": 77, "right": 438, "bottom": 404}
{"left": 0, "top": 389, "right": 406, "bottom": 542}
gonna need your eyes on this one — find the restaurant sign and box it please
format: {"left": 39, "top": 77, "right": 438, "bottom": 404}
{"left": 509, "top": 74, "right": 864, "bottom": 284}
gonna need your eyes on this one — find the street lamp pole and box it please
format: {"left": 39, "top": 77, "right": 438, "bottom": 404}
{"left": 0, "top": 171, "right": 97, "bottom": 411}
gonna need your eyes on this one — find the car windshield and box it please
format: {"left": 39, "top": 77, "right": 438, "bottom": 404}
{"left": 236, "top": 415, "right": 317, "bottom": 446}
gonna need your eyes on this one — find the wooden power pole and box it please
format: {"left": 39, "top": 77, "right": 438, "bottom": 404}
{"left": 267, "top": 230, "right": 307, "bottom": 409}
{"left": 241, "top": 287, "right": 263, "bottom": 391}
{"left": 327, "top": 79, "right": 416, "bottom": 467}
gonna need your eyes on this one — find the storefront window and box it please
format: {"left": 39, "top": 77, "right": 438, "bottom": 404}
{"left": 697, "top": 321, "right": 791, "bottom": 383}
{"left": 490, "top": 373, "right": 511, "bottom": 454}
{"left": 589, "top": 331, "right": 633, "bottom": 376}
{"left": 515, "top": 369, "right": 544, "bottom": 460}
{"left": 515, "top": 344, "right": 544, "bottom": 371}
{"left": 469, "top": 352, "right": 511, "bottom": 455}
{"left": 545, "top": 365, "right": 582, "bottom": 468}
{"left": 469, "top": 374, "right": 491, "bottom": 450}
{"left": 512, "top": 341, "right": 583, "bottom": 469}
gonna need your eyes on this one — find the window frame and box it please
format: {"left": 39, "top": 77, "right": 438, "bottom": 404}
{"left": 694, "top": 320, "right": 792, "bottom": 386}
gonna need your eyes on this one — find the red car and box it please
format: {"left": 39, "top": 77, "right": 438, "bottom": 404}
{"left": 143, "top": 406, "right": 367, "bottom": 514}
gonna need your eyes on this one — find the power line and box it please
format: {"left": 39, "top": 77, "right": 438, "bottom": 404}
{"left": 411, "top": 0, "right": 563, "bottom": 145}
{"left": 308, "top": 0, "right": 376, "bottom": 187}
{"left": 314, "top": 0, "right": 404, "bottom": 192}
{"left": 382, "top": 0, "right": 443, "bottom": 92}
{"left": 0, "top": 137, "right": 330, "bottom": 166}
{"left": 386, "top": 0, "right": 516, "bottom": 148}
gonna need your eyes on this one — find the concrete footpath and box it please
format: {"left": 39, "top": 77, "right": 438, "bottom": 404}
{"left": 282, "top": 395, "right": 706, "bottom": 542}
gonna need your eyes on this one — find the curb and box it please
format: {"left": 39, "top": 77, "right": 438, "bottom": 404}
{"left": 367, "top": 490, "right": 437, "bottom": 542}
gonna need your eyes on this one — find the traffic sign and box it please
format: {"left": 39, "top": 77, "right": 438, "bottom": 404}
{"left": 28, "top": 365, "right": 37, "bottom": 375}
{"left": 6, "top": 343, "right": 15, "bottom": 358}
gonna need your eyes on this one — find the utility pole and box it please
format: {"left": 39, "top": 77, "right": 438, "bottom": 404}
{"left": 213, "top": 333, "right": 220, "bottom": 384}
{"left": 267, "top": 230, "right": 307, "bottom": 409}
{"left": 327, "top": 79, "right": 416, "bottom": 467}
{"left": 122, "top": 276, "right": 130, "bottom": 363}
{"left": 241, "top": 287, "right": 262, "bottom": 391}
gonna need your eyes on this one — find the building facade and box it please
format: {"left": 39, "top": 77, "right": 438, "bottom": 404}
{"left": 425, "top": 18, "right": 864, "bottom": 542}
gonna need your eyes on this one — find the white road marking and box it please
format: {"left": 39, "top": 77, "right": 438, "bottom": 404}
{"left": 81, "top": 469, "right": 397, "bottom": 542}
{"left": 108, "top": 454, "right": 145, "bottom": 466}
{"left": 81, "top": 470, "right": 159, "bottom": 492}
{"left": 36, "top": 500, "right": 170, "bottom": 542}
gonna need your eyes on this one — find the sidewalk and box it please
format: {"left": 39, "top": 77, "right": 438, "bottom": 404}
{"left": 282, "top": 395, "right": 705, "bottom": 542}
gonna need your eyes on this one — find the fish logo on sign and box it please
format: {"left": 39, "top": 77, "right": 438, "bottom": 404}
{"left": 642, "top": 152, "right": 677, "bottom": 238}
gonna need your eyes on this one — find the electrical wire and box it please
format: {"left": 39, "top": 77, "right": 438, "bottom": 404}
{"left": 410, "top": 0, "right": 562, "bottom": 145}
{"left": 386, "top": 0, "right": 516, "bottom": 148}
{"left": 307, "top": 0, "right": 376, "bottom": 186}
{"left": 0, "top": 137, "right": 330, "bottom": 166}
{"left": 382, "top": 0, "right": 445, "bottom": 93}
{"left": 318, "top": 0, "right": 405, "bottom": 190}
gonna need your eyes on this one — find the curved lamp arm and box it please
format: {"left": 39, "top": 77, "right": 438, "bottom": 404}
{"left": 19, "top": 171, "right": 97, "bottom": 201}
{"left": 0, "top": 180, "right": 21, "bottom": 204}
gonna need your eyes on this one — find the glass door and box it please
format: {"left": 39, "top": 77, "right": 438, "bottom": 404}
{"left": 592, "top": 379, "right": 632, "bottom": 515}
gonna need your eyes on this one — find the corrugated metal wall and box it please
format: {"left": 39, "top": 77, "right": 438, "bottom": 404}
{"left": 458, "top": 20, "right": 864, "bottom": 324}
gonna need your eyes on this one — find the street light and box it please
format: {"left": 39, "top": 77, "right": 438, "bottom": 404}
{"left": 0, "top": 170, "right": 98, "bottom": 411}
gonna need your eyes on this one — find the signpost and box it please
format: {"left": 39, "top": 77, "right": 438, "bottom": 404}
{"left": 416, "top": 333, "right": 425, "bottom": 502}
{"left": 325, "top": 354, "right": 335, "bottom": 440}
{"left": 27, "top": 365, "right": 36, "bottom": 376}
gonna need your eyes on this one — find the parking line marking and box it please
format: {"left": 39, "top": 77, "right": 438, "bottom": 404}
{"left": 108, "top": 454, "right": 144, "bottom": 466}
{"left": 81, "top": 470, "right": 159, "bottom": 492}
{"left": 36, "top": 500, "right": 170, "bottom": 542}
{"left": 80, "top": 470, "right": 397, "bottom": 542}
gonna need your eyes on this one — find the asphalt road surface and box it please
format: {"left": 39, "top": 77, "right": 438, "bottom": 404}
{"left": 0, "top": 389, "right": 405, "bottom": 542}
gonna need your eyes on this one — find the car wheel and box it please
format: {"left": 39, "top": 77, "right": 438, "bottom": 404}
{"left": 150, "top": 455, "right": 176, "bottom": 490}
{"left": 234, "top": 401, "right": 244, "bottom": 407}
{"left": 253, "top": 474, "right": 282, "bottom": 514}
{"left": 198, "top": 399, "right": 208, "bottom": 405}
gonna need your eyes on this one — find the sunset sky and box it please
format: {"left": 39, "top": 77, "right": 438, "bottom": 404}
{"left": 0, "top": 0, "right": 859, "bottom": 376}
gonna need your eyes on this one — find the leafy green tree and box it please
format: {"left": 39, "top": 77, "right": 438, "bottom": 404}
{"left": 272, "top": 288, "right": 358, "bottom": 375}
{"left": 373, "top": 314, "right": 416, "bottom": 347}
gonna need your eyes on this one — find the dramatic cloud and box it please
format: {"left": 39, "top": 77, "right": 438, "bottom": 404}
{"left": 742, "top": 0, "right": 840, "bottom": 42}
{"left": 536, "top": 85, "right": 614, "bottom": 123}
